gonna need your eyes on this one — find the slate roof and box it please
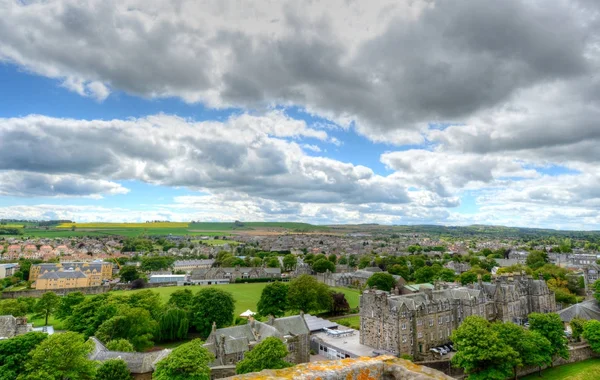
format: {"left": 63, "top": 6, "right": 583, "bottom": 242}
{"left": 38, "top": 270, "right": 88, "bottom": 279}
{"left": 272, "top": 315, "right": 310, "bottom": 336}
{"left": 558, "top": 300, "right": 600, "bottom": 322}
{"left": 88, "top": 337, "right": 171, "bottom": 373}
{"left": 303, "top": 314, "right": 339, "bottom": 332}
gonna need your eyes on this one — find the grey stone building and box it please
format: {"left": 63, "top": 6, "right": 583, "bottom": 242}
{"left": 204, "top": 314, "right": 310, "bottom": 368}
{"left": 317, "top": 268, "right": 403, "bottom": 289}
{"left": 0, "top": 315, "right": 32, "bottom": 338}
{"left": 360, "top": 273, "right": 555, "bottom": 359}
{"left": 190, "top": 265, "right": 281, "bottom": 284}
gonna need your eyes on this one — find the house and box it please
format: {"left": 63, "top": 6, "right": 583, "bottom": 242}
{"left": 557, "top": 299, "right": 600, "bottom": 323}
{"left": 172, "top": 259, "right": 215, "bottom": 273}
{"left": 190, "top": 265, "right": 281, "bottom": 284}
{"left": 30, "top": 261, "right": 113, "bottom": 284}
{"left": 203, "top": 314, "right": 310, "bottom": 373}
{"left": 0, "top": 263, "right": 19, "bottom": 279}
{"left": 317, "top": 267, "right": 401, "bottom": 288}
{"left": 35, "top": 269, "right": 89, "bottom": 290}
{"left": 89, "top": 337, "right": 171, "bottom": 376}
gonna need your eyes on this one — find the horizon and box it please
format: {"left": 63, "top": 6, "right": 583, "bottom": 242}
{"left": 2, "top": 1, "right": 600, "bottom": 230}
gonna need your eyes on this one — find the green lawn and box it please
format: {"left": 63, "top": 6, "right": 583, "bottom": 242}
{"left": 27, "top": 314, "right": 66, "bottom": 330}
{"left": 114, "top": 283, "right": 360, "bottom": 316}
{"left": 334, "top": 315, "right": 360, "bottom": 330}
{"left": 521, "top": 359, "right": 600, "bottom": 379}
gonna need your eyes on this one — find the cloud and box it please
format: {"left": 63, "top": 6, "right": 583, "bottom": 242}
{"left": 1, "top": 0, "right": 596, "bottom": 143}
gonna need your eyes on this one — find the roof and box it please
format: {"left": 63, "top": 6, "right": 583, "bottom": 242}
{"left": 272, "top": 315, "right": 310, "bottom": 336}
{"left": 558, "top": 300, "right": 600, "bottom": 322}
{"left": 38, "top": 270, "right": 87, "bottom": 279}
{"left": 403, "top": 283, "right": 434, "bottom": 292}
{"left": 303, "top": 314, "right": 339, "bottom": 332}
{"left": 89, "top": 337, "right": 171, "bottom": 373}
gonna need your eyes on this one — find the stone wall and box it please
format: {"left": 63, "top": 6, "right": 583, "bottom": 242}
{"left": 211, "top": 365, "right": 236, "bottom": 379}
{"left": 1, "top": 285, "right": 110, "bottom": 298}
{"left": 224, "top": 355, "right": 453, "bottom": 379}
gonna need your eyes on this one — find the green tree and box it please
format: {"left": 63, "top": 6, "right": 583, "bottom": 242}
{"left": 312, "top": 258, "right": 335, "bottom": 273}
{"left": 366, "top": 272, "right": 396, "bottom": 291}
{"left": 33, "top": 291, "right": 60, "bottom": 326}
{"left": 282, "top": 255, "right": 297, "bottom": 271}
{"left": 153, "top": 339, "right": 213, "bottom": 380}
{"left": 22, "top": 332, "right": 96, "bottom": 380}
{"left": 266, "top": 257, "right": 280, "bottom": 268}
{"left": 55, "top": 291, "right": 85, "bottom": 320}
{"left": 96, "top": 307, "right": 158, "bottom": 352}
{"left": 140, "top": 256, "right": 174, "bottom": 272}
{"left": 338, "top": 256, "right": 348, "bottom": 265}
{"left": 106, "top": 339, "right": 135, "bottom": 352}
{"left": 0, "top": 299, "right": 28, "bottom": 317}
{"left": 528, "top": 312, "right": 569, "bottom": 363}
{"left": 168, "top": 289, "right": 194, "bottom": 311}
{"left": 66, "top": 294, "right": 116, "bottom": 338}
{"left": 358, "top": 256, "right": 371, "bottom": 269}
{"left": 437, "top": 268, "right": 457, "bottom": 282}
{"left": 158, "top": 308, "right": 189, "bottom": 342}
{"left": 118, "top": 266, "right": 140, "bottom": 283}
{"left": 235, "top": 337, "right": 292, "bottom": 374}
{"left": 526, "top": 250, "right": 548, "bottom": 270}
{"left": 413, "top": 266, "right": 436, "bottom": 284}
{"left": 287, "top": 275, "right": 332, "bottom": 313}
{"left": 387, "top": 264, "right": 410, "bottom": 280}
{"left": 328, "top": 254, "right": 337, "bottom": 264}
{"left": 0, "top": 332, "right": 47, "bottom": 380}
{"left": 583, "top": 320, "right": 600, "bottom": 353}
{"left": 190, "top": 288, "right": 235, "bottom": 338}
{"left": 257, "top": 281, "right": 288, "bottom": 318}
{"left": 451, "top": 316, "right": 518, "bottom": 380}
{"left": 459, "top": 271, "right": 478, "bottom": 285}
{"left": 95, "top": 359, "right": 132, "bottom": 380}
{"left": 593, "top": 280, "right": 600, "bottom": 303}
{"left": 570, "top": 317, "right": 586, "bottom": 342}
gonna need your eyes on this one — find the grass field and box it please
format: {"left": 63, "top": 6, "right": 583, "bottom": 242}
{"left": 57, "top": 222, "right": 190, "bottom": 229}
{"left": 200, "top": 239, "right": 240, "bottom": 246}
{"left": 521, "top": 359, "right": 600, "bottom": 379}
{"left": 27, "top": 314, "right": 66, "bottom": 330}
{"left": 114, "top": 283, "right": 360, "bottom": 316}
{"left": 333, "top": 315, "right": 360, "bottom": 330}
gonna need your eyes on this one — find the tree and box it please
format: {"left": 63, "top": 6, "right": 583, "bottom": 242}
{"left": 130, "top": 278, "right": 146, "bottom": 289}
{"left": 583, "top": 320, "right": 600, "bottom": 353}
{"left": 96, "top": 307, "right": 158, "bottom": 352}
{"left": 168, "top": 289, "right": 194, "bottom": 311}
{"left": 153, "top": 339, "right": 213, "bottom": 380}
{"left": 366, "top": 272, "right": 396, "bottom": 291}
{"left": 413, "top": 266, "right": 436, "bottom": 284}
{"left": 0, "top": 332, "right": 47, "bottom": 380}
{"left": 118, "top": 266, "right": 140, "bottom": 283}
{"left": 387, "top": 264, "right": 410, "bottom": 280}
{"left": 266, "top": 257, "right": 280, "bottom": 268}
{"left": 528, "top": 312, "right": 569, "bottom": 363}
{"left": 338, "top": 256, "right": 348, "bottom": 265}
{"left": 328, "top": 254, "right": 337, "bottom": 264}
{"left": 593, "top": 279, "right": 600, "bottom": 303}
{"left": 451, "top": 316, "right": 518, "bottom": 380}
{"left": 492, "top": 322, "right": 552, "bottom": 379}
{"left": 459, "top": 271, "right": 478, "bottom": 285}
{"left": 235, "top": 337, "right": 292, "bottom": 374}
{"left": 436, "top": 268, "right": 457, "bottom": 282}
{"left": 287, "top": 275, "right": 332, "bottom": 313}
{"left": 22, "top": 332, "right": 96, "bottom": 380}
{"left": 96, "top": 359, "right": 132, "bottom": 380}
{"left": 570, "top": 317, "right": 586, "bottom": 342}
{"left": 358, "top": 256, "right": 371, "bottom": 269}
{"left": 55, "top": 291, "right": 85, "bottom": 320}
{"left": 106, "top": 339, "right": 135, "bottom": 352}
{"left": 257, "top": 281, "right": 288, "bottom": 318}
{"left": 282, "top": 255, "right": 297, "bottom": 272}
{"left": 66, "top": 294, "right": 116, "bottom": 338}
{"left": 526, "top": 251, "right": 548, "bottom": 270}
{"left": 190, "top": 288, "right": 235, "bottom": 338}
{"left": 140, "top": 256, "right": 174, "bottom": 272}
{"left": 0, "top": 299, "right": 28, "bottom": 317}
{"left": 312, "top": 258, "right": 335, "bottom": 273}
{"left": 331, "top": 292, "right": 350, "bottom": 315}
{"left": 33, "top": 291, "right": 60, "bottom": 326}
{"left": 158, "top": 308, "right": 189, "bottom": 342}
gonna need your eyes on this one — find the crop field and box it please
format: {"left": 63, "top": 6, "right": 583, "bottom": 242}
{"left": 57, "top": 222, "right": 190, "bottom": 229}
{"left": 521, "top": 359, "right": 600, "bottom": 379}
{"left": 115, "top": 283, "right": 360, "bottom": 316}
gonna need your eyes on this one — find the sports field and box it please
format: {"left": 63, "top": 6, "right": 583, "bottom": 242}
{"left": 114, "top": 283, "right": 360, "bottom": 316}
{"left": 521, "top": 359, "right": 600, "bottom": 380}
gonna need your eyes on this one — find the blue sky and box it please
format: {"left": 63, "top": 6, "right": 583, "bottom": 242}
{"left": 1, "top": 0, "right": 599, "bottom": 229}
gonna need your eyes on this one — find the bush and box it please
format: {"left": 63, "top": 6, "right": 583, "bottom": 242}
{"left": 234, "top": 277, "right": 281, "bottom": 284}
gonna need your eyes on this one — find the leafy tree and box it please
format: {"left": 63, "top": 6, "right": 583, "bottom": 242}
{"left": 96, "top": 359, "right": 132, "bottom": 380}
{"left": 387, "top": 264, "right": 410, "bottom": 280}
{"left": 140, "top": 256, "right": 174, "bottom": 272}
{"left": 33, "top": 291, "right": 60, "bottom": 326}
{"left": 55, "top": 291, "right": 85, "bottom": 321}
{"left": 236, "top": 337, "right": 292, "bottom": 374}
{"left": 266, "top": 257, "right": 280, "bottom": 268}
{"left": 593, "top": 279, "right": 600, "bottom": 303}
{"left": 96, "top": 307, "right": 158, "bottom": 352}
{"left": 168, "top": 289, "right": 194, "bottom": 311}
{"left": 583, "top": 320, "right": 600, "bottom": 353}
{"left": 287, "top": 275, "right": 332, "bottom": 313}
{"left": 366, "top": 272, "right": 396, "bottom": 291}
{"left": 0, "top": 332, "right": 47, "bottom": 380}
{"left": 526, "top": 251, "right": 548, "bottom": 270}
{"left": 257, "top": 282, "right": 288, "bottom": 318}
{"left": 118, "top": 266, "right": 140, "bottom": 283}
{"left": 158, "top": 308, "right": 189, "bottom": 342}
{"left": 413, "top": 266, "right": 436, "bottom": 284}
{"left": 528, "top": 312, "right": 569, "bottom": 363}
{"left": 328, "top": 254, "right": 337, "bottom": 264}
{"left": 22, "top": 331, "right": 96, "bottom": 380}
{"left": 282, "top": 255, "right": 297, "bottom": 271}
{"left": 106, "top": 339, "right": 135, "bottom": 352}
{"left": 125, "top": 290, "right": 163, "bottom": 319}
{"left": 130, "top": 278, "right": 146, "bottom": 289}
{"left": 451, "top": 316, "right": 518, "bottom": 380}
{"left": 437, "top": 268, "right": 457, "bottom": 282}
{"left": 66, "top": 294, "right": 117, "bottom": 338}
{"left": 492, "top": 322, "right": 552, "bottom": 379}
{"left": 347, "top": 255, "right": 357, "bottom": 267}
{"left": 153, "top": 339, "right": 213, "bottom": 380}
{"left": 338, "top": 256, "right": 348, "bottom": 265}
{"left": 358, "top": 256, "right": 371, "bottom": 269}
{"left": 570, "top": 317, "right": 586, "bottom": 342}
{"left": 0, "top": 299, "right": 28, "bottom": 317}
{"left": 121, "top": 238, "right": 153, "bottom": 253}
{"left": 312, "top": 258, "right": 335, "bottom": 273}
{"left": 190, "top": 288, "right": 235, "bottom": 338}
{"left": 331, "top": 292, "right": 350, "bottom": 315}
{"left": 459, "top": 271, "right": 478, "bottom": 285}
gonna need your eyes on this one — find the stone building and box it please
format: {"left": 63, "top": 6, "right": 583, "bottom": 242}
{"left": 190, "top": 265, "right": 280, "bottom": 284}
{"left": 35, "top": 269, "right": 90, "bottom": 290}
{"left": 360, "top": 273, "right": 555, "bottom": 359}
{"left": 204, "top": 314, "right": 310, "bottom": 371}
{"left": 0, "top": 315, "right": 33, "bottom": 338}
{"left": 30, "top": 261, "right": 113, "bottom": 284}
{"left": 317, "top": 267, "right": 402, "bottom": 288}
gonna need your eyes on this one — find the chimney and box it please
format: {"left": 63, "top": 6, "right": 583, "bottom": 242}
{"left": 212, "top": 321, "right": 217, "bottom": 334}
{"left": 268, "top": 315, "right": 275, "bottom": 325}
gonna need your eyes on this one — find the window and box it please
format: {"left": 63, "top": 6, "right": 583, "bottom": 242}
{"left": 438, "top": 317, "right": 443, "bottom": 325}
{"left": 446, "top": 316, "right": 450, "bottom": 322}
{"left": 411, "top": 337, "right": 414, "bottom": 346}
{"left": 430, "top": 332, "right": 434, "bottom": 340}
{"left": 417, "top": 319, "right": 423, "bottom": 326}
{"left": 439, "top": 331, "right": 442, "bottom": 339}
{"left": 429, "top": 318, "right": 433, "bottom": 327}
{"left": 479, "top": 306, "right": 483, "bottom": 314}
{"left": 418, "top": 332, "right": 423, "bottom": 338}
{"left": 402, "top": 335, "right": 407, "bottom": 343}
{"left": 447, "top": 328, "right": 450, "bottom": 337}
{"left": 402, "top": 323, "right": 407, "bottom": 330}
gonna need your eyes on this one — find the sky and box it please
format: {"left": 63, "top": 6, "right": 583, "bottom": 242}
{"left": 1, "top": 0, "right": 600, "bottom": 229}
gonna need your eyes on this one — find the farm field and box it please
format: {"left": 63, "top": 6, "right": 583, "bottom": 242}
{"left": 521, "top": 359, "right": 600, "bottom": 380}
{"left": 113, "top": 283, "right": 360, "bottom": 316}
